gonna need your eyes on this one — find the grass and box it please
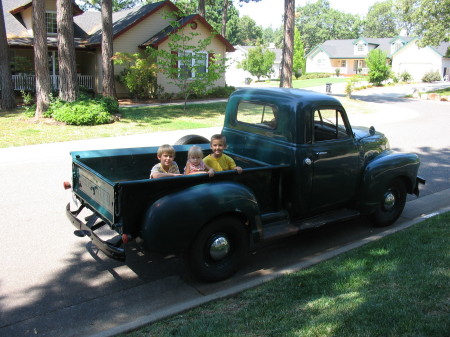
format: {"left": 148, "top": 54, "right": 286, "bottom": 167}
{"left": 0, "top": 102, "right": 227, "bottom": 148}
{"left": 263, "top": 77, "right": 348, "bottom": 88}
{"left": 429, "top": 88, "right": 450, "bottom": 95}
{"left": 122, "top": 212, "right": 450, "bottom": 337}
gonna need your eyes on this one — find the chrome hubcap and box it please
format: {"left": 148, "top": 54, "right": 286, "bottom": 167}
{"left": 383, "top": 191, "right": 396, "bottom": 211}
{"left": 209, "top": 235, "right": 230, "bottom": 261}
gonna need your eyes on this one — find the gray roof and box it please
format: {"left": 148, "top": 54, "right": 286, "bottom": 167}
{"left": 2, "top": 0, "right": 173, "bottom": 47}
{"left": 308, "top": 36, "right": 450, "bottom": 59}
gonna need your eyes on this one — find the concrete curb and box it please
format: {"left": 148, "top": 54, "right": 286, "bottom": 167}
{"left": 88, "top": 193, "right": 450, "bottom": 337}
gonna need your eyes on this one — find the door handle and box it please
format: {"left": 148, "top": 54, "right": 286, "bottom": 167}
{"left": 316, "top": 151, "right": 328, "bottom": 156}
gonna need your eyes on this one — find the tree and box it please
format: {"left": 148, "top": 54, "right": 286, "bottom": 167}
{"left": 394, "top": 0, "right": 420, "bottom": 36}
{"left": 32, "top": 0, "right": 51, "bottom": 117}
{"left": 293, "top": 27, "right": 305, "bottom": 78}
{"left": 280, "top": 0, "right": 294, "bottom": 88}
{"left": 363, "top": 0, "right": 399, "bottom": 38}
{"left": 414, "top": 0, "right": 450, "bottom": 47}
{"left": 296, "top": 0, "right": 362, "bottom": 53}
{"left": 148, "top": 13, "right": 226, "bottom": 108}
{"left": 0, "top": 0, "right": 16, "bottom": 110}
{"left": 57, "top": 0, "right": 79, "bottom": 101}
{"left": 239, "top": 46, "right": 276, "bottom": 80}
{"left": 366, "top": 49, "right": 391, "bottom": 85}
{"left": 199, "top": 0, "right": 206, "bottom": 17}
{"left": 101, "top": 0, "right": 117, "bottom": 98}
{"left": 235, "top": 16, "right": 263, "bottom": 45}
{"left": 77, "top": 0, "right": 137, "bottom": 12}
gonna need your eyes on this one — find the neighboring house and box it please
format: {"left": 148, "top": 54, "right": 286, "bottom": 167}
{"left": 2, "top": 0, "right": 234, "bottom": 97}
{"left": 226, "top": 44, "right": 282, "bottom": 86}
{"left": 306, "top": 37, "right": 450, "bottom": 81}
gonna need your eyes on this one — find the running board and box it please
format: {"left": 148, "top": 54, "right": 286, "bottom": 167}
{"left": 262, "top": 209, "right": 360, "bottom": 241}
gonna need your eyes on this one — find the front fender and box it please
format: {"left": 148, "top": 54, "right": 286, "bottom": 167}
{"left": 141, "top": 182, "right": 260, "bottom": 253}
{"left": 358, "top": 151, "right": 420, "bottom": 211}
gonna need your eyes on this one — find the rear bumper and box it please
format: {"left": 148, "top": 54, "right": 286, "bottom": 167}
{"left": 66, "top": 203, "right": 126, "bottom": 261}
{"left": 414, "top": 176, "right": 426, "bottom": 197}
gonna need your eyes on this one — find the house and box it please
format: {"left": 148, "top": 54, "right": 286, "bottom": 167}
{"left": 2, "top": 0, "right": 234, "bottom": 97}
{"left": 306, "top": 37, "right": 450, "bottom": 81}
{"left": 226, "top": 44, "right": 282, "bottom": 86}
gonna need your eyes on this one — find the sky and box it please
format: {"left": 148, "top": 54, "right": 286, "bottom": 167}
{"left": 236, "top": 0, "right": 380, "bottom": 29}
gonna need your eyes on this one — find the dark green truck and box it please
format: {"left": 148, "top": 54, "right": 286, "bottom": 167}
{"left": 66, "top": 88, "right": 425, "bottom": 282}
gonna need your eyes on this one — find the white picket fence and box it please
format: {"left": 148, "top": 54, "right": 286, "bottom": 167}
{"left": 5, "top": 74, "right": 94, "bottom": 91}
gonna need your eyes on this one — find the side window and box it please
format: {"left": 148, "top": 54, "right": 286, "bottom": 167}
{"left": 237, "top": 101, "right": 277, "bottom": 129}
{"left": 313, "top": 109, "right": 350, "bottom": 142}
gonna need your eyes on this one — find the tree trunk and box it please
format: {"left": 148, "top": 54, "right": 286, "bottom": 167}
{"left": 101, "top": 0, "right": 116, "bottom": 98}
{"left": 221, "top": 0, "right": 228, "bottom": 37}
{"left": 57, "top": 0, "right": 78, "bottom": 101}
{"left": 0, "top": 1, "right": 16, "bottom": 110}
{"left": 199, "top": 0, "right": 206, "bottom": 17}
{"left": 33, "top": 0, "right": 50, "bottom": 117}
{"left": 280, "top": 0, "right": 295, "bottom": 88}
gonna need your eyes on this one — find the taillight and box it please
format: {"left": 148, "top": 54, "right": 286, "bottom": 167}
{"left": 63, "top": 181, "right": 72, "bottom": 190}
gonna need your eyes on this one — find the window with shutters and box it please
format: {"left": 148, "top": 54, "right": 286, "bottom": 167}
{"left": 177, "top": 51, "right": 209, "bottom": 78}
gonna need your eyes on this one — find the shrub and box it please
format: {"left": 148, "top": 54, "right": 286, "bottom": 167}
{"left": 45, "top": 95, "right": 117, "bottom": 125}
{"left": 366, "top": 49, "right": 391, "bottom": 85}
{"left": 422, "top": 70, "right": 441, "bottom": 82}
{"left": 299, "top": 72, "right": 333, "bottom": 80}
{"left": 335, "top": 68, "right": 341, "bottom": 77}
{"left": 399, "top": 71, "right": 413, "bottom": 82}
{"left": 206, "top": 85, "right": 236, "bottom": 98}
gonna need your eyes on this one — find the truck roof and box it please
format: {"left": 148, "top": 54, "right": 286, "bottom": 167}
{"left": 230, "top": 87, "right": 342, "bottom": 107}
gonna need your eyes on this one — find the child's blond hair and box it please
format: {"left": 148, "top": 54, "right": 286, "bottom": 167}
{"left": 157, "top": 144, "right": 175, "bottom": 157}
{"left": 188, "top": 145, "right": 204, "bottom": 159}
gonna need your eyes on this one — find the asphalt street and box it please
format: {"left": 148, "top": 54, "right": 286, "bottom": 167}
{"left": 0, "top": 82, "right": 449, "bottom": 337}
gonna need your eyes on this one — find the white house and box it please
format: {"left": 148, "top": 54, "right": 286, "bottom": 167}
{"left": 226, "top": 44, "right": 282, "bottom": 86}
{"left": 306, "top": 37, "right": 450, "bottom": 81}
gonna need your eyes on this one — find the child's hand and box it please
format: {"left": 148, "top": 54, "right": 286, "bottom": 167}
{"left": 235, "top": 166, "right": 243, "bottom": 174}
{"left": 208, "top": 169, "right": 214, "bottom": 177}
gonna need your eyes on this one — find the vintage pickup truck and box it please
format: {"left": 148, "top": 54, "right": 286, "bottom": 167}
{"left": 66, "top": 88, "right": 424, "bottom": 282}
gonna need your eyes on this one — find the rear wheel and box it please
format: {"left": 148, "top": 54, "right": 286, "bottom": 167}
{"left": 369, "top": 178, "right": 407, "bottom": 227}
{"left": 188, "top": 216, "right": 247, "bottom": 282}
{"left": 175, "top": 134, "right": 209, "bottom": 145}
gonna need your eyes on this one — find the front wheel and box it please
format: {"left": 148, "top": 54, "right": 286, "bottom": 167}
{"left": 369, "top": 178, "right": 407, "bottom": 227}
{"left": 188, "top": 216, "right": 248, "bottom": 282}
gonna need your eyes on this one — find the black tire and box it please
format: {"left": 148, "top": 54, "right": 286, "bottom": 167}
{"left": 174, "top": 134, "right": 209, "bottom": 145}
{"left": 369, "top": 178, "right": 407, "bottom": 227}
{"left": 188, "top": 216, "right": 248, "bottom": 282}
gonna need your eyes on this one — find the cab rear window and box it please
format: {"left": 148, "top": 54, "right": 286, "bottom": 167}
{"left": 237, "top": 101, "right": 278, "bottom": 129}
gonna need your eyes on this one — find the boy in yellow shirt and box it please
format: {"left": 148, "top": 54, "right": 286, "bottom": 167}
{"left": 203, "top": 134, "right": 243, "bottom": 174}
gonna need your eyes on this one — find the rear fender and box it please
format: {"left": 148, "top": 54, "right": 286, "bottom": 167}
{"left": 358, "top": 151, "right": 420, "bottom": 211}
{"left": 141, "top": 182, "right": 260, "bottom": 253}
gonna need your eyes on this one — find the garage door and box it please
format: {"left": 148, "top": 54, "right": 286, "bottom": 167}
{"left": 398, "top": 63, "right": 434, "bottom": 81}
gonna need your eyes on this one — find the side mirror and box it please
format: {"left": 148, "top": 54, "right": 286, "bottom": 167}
{"left": 369, "top": 126, "right": 376, "bottom": 136}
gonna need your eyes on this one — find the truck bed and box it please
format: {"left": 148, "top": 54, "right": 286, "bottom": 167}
{"left": 71, "top": 144, "right": 288, "bottom": 234}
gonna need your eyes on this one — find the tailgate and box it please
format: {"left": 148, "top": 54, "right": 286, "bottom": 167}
{"left": 72, "top": 161, "right": 115, "bottom": 224}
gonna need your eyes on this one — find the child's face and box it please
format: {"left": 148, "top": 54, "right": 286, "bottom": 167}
{"left": 210, "top": 138, "right": 226, "bottom": 158}
{"left": 189, "top": 155, "right": 202, "bottom": 166}
{"left": 158, "top": 152, "right": 174, "bottom": 169}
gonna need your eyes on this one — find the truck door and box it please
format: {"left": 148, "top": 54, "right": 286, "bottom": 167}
{"left": 306, "top": 108, "right": 360, "bottom": 210}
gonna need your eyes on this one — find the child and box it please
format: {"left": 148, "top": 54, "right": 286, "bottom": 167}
{"left": 203, "top": 134, "right": 243, "bottom": 174}
{"left": 150, "top": 144, "right": 182, "bottom": 179}
{"left": 184, "top": 145, "right": 214, "bottom": 177}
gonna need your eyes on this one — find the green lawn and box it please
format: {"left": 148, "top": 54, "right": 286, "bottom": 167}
{"left": 263, "top": 77, "right": 348, "bottom": 88}
{"left": 0, "top": 102, "right": 227, "bottom": 148}
{"left": 122, "top": 212, "right": 450, "bottom": 337}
